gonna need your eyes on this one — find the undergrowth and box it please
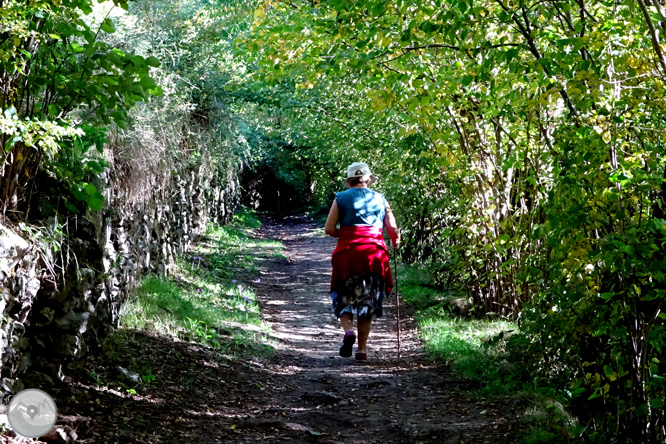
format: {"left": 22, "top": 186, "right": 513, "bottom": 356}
{"left": 399, "top": 264, "right": 575, "bottom": 444}
{"left": 117, "top": 208, "right": 279, "bottom": 358}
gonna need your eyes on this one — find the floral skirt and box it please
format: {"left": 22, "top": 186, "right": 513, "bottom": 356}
{"left": 331, "top": 273, "right": 387, "bottom": 320}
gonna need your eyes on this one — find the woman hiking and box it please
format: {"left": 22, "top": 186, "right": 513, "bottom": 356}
{"left": 324, "top": 162, "right": 400, "bottom": 361}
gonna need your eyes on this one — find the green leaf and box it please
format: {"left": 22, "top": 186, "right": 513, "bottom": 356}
{"left": 101, "top": 18, "right": 116, "bottom": 33}
{"left": 64, "top": 201, "right": 80, "bottom": 214}
{"left": 139, "top": 76, "right": 157, "bottom": 89}
{"left": 132, "top": 55, "right": 146, "bottom": 69}
{"left": 110, "top": 48, "right": 125, "bottom": 58}
{"left": 419, "top": 21, "right": 441, "bottom": 33}
{"left": 145, "top": 56, "right": 161, "bottom": 67}
{"left": 649, "top": 398, "right": 664, "bottom": 409}
{"left": 5, "top": 136, "right": 22, "bottom": 152}
{"left": 110, "top": 111, "right": 125, "bottom": 122}
{"left": 79, "top": 2, "right": 93, "bottom": 14}
{"left": 72, "top": 186, "right": 87, "bottom": 202}
{"left": 87, "top": 196, "right": 104, "bottom": 211}
{"left": 149, "top": 86, "right": 164, "bottom": 96}
{"left": 71, "top": 42, "right": 85, "bottom": 53}
{"left": 84, "top": 183, "right": 97, "bottom": 196}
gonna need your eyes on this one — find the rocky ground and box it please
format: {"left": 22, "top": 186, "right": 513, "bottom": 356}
{"left": 1, "top": 219, "right": 520, "bottom": 444}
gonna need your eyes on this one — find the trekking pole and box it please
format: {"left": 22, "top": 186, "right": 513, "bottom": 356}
{"left": 393, "top": 253, "right": 401, "bottom": 358}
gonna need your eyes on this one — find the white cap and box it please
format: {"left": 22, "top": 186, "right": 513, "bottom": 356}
{"left": 344, "top": 162, "right": 375, "bottom": 187}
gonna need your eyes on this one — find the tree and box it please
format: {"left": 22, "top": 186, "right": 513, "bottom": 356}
{"left": 240, "top": 0, "right": 666, "bottom": 440}
{"left": 0, "top": 0, "right": 157, "bottom": 215}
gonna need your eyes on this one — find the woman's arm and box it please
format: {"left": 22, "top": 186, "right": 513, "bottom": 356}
{"left": 384, "top": 200, "right": 400, "bottom": 248}
{"left": 324, "top": 199, "right": 340, "bottom": 238}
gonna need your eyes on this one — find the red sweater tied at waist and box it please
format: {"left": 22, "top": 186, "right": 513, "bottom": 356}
{"left": 330, "top": 226, "right": 393, "bottom": 293}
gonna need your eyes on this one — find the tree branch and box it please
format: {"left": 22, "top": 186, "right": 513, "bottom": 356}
{"left": 403, "top": 42, "right": 523, "bottom": 51}
{"left": 495, "top": 0, "right": 579, "bottom": 119}
{"left": 636, "top": 0, "right": 666, "bottom": 77}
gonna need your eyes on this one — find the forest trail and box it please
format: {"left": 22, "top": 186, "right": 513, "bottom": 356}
{"left": 238, "top": 219, "right": 518, "bottom": 444}
{"left": 6, "top": 220, "right": 519, "bottom": 444}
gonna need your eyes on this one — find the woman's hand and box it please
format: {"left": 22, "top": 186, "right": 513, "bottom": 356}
{"left": 384, "top": 201, "right": 400, "bottom": 248}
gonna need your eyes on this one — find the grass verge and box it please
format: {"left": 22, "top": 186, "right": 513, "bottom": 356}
{"left": 117, "top": 208, "right": 280, "bottom": 358}
{"left": 399, "top": 264, "right": 574, "bottom": 444}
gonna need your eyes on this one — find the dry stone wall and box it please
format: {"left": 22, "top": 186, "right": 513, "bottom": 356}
{"left": 0, "top": 165, "right": 239, "bottom": 393}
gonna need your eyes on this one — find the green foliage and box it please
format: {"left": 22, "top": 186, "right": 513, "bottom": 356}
{"left": 232, "top": 207, "right": 262, "bottom": 229}
{"left": 1, "top": 0, "right": 158, "bottom": 214}
{"left": 238, "top": 0, "right": 666, "bottom": 440}
{"left": 137, "top": 366, "right": 155, "bottom": 385}
{"left": 98, "top": 0, "right": 265, "bottom": 215}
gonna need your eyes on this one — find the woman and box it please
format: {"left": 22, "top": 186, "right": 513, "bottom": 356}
{"left": 325, "top": 162, "right": 400, "bottom": 361}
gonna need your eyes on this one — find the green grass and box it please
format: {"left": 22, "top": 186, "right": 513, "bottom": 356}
{"left": 399, "top": 264, "right": 517, "bottom": 389}
{"left": 118, "top": 209, "right": 279, "bottom": 357}
{"left": 399, "top": 263, "right": 574, "bottom": 444}
{"left": 420, "top": 315, "right": 515, "bottom": 386}
{"left": 233, "top": 207, "right": 262, "bottom": 229}
{"left": 398, "top": 265, "right": 456, "bottom": 310}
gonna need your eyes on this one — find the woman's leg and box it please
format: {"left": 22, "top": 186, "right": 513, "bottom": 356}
{"left": 339, "top": 312, "right": 356, "bottom": 357}
{"left": 340, "top": 312, "right": 354, "bottom": 332}
{"left": 357, "top": 317, "right": 372, "bottom": 352}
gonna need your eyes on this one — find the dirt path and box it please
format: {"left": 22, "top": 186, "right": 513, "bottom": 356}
{"left": 240, "top": 219, "right": 518, "bottom": 444}
{"left": 3, "top": 219, "right": 519, "bottom": 444}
